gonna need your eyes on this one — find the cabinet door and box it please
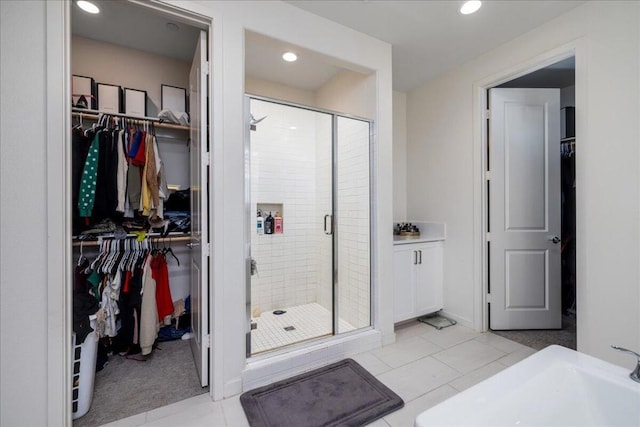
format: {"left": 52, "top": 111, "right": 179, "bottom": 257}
{"left": 415, "top": 242, "right": 444, "bottom": 316}
{"left": 394, "top": 245, "right": 417, "bottom": 322}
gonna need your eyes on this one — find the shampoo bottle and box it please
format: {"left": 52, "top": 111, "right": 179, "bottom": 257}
{"left": 265, "top": 212, "right": 274, "bottom": 234}
{"left": 256, "top": 210, "right": 264, "bottom": 234}
{"left": 274, "top": 211, "right": 283, "bottom": 234}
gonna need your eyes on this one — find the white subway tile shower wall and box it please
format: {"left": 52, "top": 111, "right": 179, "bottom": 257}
{"left": 337, "top": 117, "right": 371, "bottom": 330}
{"left": 250, "top": 100, "right": 332, "bottom": 313}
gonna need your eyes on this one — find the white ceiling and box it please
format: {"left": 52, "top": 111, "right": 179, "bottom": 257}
{"left": 285, "top": 0, "right": 585, "bottom": 91}
{"left": 245, "top": 32, "right": 351, "bottom": 91}
{"left": 71, "top": 0, "right": 200, "bottom": 63}
{"left": 72, "top": 0, "right": 585, "bottom": 93}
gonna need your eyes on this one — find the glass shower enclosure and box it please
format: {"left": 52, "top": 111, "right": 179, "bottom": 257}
{"left": 246, "top": 96, "right": 372, "bottom": 355}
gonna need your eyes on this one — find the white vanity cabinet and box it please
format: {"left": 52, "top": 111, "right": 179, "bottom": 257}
{"left": 394, "top": 240, "right": 443, "bottom": 323}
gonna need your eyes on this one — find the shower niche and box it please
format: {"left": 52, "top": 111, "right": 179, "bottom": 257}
{"left": 256, "top": 203, "right": 284, "bottom": 235}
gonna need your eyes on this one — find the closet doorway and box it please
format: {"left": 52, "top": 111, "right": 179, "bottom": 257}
{"left": 484, "top": 56, "right": 577, "bottom": 350}
{"left": 69, "top": 1, "right": 212, "bottom": 425}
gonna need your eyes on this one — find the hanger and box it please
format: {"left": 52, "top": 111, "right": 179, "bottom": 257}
{"left": 90, "top": 238, "right": 107, "bottom": 270}
{"left": 162, "top": 237, "right": 180, "bottom": 266}
{"left": 77, "top": 240, "right": 87, "bottom": 266}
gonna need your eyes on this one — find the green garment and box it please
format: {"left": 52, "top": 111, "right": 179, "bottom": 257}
{"left": 78, "top": 132, "right": 100, "bottom": 217}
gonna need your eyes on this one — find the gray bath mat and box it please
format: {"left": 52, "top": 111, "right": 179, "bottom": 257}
{"left": 240, "top": 359, "right": 404, "bottom": 427}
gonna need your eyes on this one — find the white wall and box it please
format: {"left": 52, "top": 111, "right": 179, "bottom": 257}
{"left": 393, "top": 91, "right": 408, "bottom": 221}
{"left": 197, "top": 0, "right": 392, "bottom": 399}
{"left": 0, "top": 1, "right": 392, "bottom": 422}
{"left": 1, "top": 2, "right": 51, "bottom": 425}
{"left": 406, "top": 1, "right": 640, "bottom": 366}
{"left": 316, "top": 70, "right": 376, "bottom": 119}
{"left": 245, "top": 76, "right": 316, "bottom": 106}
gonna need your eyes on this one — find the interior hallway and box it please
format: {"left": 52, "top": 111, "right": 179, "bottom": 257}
{"left": 99, "top": 322, "right": 537, "bottom": 427}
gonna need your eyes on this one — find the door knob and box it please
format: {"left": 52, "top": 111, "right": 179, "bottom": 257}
{"left": 547, "top": 235, "right": 561, "bottom": 244}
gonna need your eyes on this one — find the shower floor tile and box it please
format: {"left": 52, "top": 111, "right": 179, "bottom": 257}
{"left": 251, "top": 303, "right": 355, "bottom": 354}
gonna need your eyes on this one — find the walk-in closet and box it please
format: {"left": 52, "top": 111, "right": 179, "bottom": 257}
{"left": 70, "top": 2, "right": 210, "bottom": 425}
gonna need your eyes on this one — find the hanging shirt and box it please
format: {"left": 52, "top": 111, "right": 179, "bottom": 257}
{"left": 141, "top": 133, "right": 158, "bottom": 216}
{"left": 78, "top": 131, "right": 101, "bottom": 217}
{"left": 140, "top": 254, "right": 159, "bottom": 356}
{"left": 128, "top": 130, "right": 145, "bottom": 165}
{"left": 72, "top": 128, "right": 91, "bottom": 230}
{"left": 93, "top": 130, "right": 119, "bottom": 219}
{"left": 116, "top": 129, "right": 129, "bottom": 213}
{"left": 151, "top": 253, "right": 173, "bottom": 320}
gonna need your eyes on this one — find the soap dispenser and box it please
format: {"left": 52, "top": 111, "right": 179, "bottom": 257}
{"left": 264, "top": 211, "right": 274, "bottom": 234}
{"left": 256, "top": 209, "right": 264, "bottom": 234}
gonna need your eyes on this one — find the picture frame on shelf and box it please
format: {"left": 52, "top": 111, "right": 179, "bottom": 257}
{"left": 124, "top": 88, "right": 147, "bottom": 118}
{"left": 97, "top": 83, "right": 122, "bottom": 114}
{"left": 72, "top": 75, "right": 96, "bottom": 109}
{"left": 161, "top": 84, "right": 187, "bottom": 113}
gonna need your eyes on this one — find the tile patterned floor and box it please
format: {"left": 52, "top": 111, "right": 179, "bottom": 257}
{"left": 250, "top": 303, "right": 356, "bottom": 354}
{"left": 101, "top": 322, "right": 537, "bottom": 427}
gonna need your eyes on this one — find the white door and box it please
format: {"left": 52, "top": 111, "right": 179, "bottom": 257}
{"left": 489, "top": 88, "right": 561, "bottom": 330}
{"left": 189, "top": 30, "right": 209, "bottom": 386}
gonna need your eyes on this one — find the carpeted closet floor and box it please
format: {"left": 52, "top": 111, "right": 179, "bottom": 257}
{"left": 491, "top": 315, "right": 576, "bottom": 351}
{"left": 74, "top": 339, "right": 207, "bottom": 427}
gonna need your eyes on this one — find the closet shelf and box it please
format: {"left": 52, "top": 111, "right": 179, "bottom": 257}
{"left": 73, "top": 232, "right": 191, "bottom": 247}
{"left": 72, "top": 108, "right": 190, "bottom": 131}
{"left": 561, "top": 137, "right": 576, "bottom": 143}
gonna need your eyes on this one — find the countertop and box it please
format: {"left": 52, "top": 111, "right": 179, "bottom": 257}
{"left": 393, "top": 222, "right": 445, "bottom": 245}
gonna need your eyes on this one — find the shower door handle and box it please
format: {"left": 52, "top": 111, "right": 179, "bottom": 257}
{"left": 324, "top": 214, "right": 333, "bottom": 235}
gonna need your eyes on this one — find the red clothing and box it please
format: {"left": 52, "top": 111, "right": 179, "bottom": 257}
{"left": 151, "top": 253, "right": 174, "bottom": 320}
{"left": 122, "top": 270, "right": 133, "bottom": 293}
{"left": 131, "top": 131, "right": 147, "bottom": 166}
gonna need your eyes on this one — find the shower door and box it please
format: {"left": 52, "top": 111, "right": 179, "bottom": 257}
{"left": 246, "top": 96, "right": 371, "bottom": 355}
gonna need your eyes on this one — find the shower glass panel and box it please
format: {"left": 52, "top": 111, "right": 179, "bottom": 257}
{"left": 335, "top": 117, "right": 371, "bottom": 333}
{"left": 249, "top": 98, "right": 333, "bottom": 354}
{"left": 247, "top": 97, "right": 371, "bottom": 355}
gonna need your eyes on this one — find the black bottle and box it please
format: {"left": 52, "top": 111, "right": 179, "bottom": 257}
{"left": 264, "top": 211, "right": 274, "bottom": 234}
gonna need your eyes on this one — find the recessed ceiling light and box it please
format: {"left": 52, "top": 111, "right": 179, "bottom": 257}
{"left": 460, "top": 0, "right": 482, "bottom": 15}
{"left": 282, "top": 52, "right": 298, "bottom": 62}
{"left": 76, "top": 0, "right": 100, "bottom": 14}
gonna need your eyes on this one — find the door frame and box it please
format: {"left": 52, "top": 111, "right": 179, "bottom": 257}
{"left": 472, "top": 42, "right": 584, "bottom": 333}
{"left": 243, "top": 94, "right": 375, "bottom": 357}
{"left": 50, "top": 1, "right": 218, "bottom": 424}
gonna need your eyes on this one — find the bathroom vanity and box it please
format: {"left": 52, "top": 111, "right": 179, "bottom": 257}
{"left": 393, "top": 222, "right": 445, "bottom": 323}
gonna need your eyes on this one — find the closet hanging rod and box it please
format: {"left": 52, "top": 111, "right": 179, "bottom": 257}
{"left": 72, "top": 108, "right": 189, "bottom": 131}
{"left": 72, "top": 232, "right": 190, "bottom": 247}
